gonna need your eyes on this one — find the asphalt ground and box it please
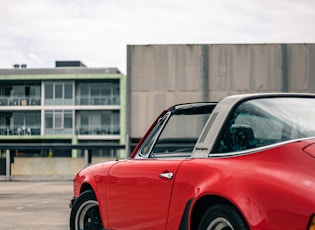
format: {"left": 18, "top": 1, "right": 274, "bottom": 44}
{"left": 0, "top": 180, "right": 73, "bottom": 230}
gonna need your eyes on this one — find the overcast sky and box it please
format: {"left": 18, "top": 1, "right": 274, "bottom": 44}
{"left": 0, "top": 0, "right": 314, "bottom": 74}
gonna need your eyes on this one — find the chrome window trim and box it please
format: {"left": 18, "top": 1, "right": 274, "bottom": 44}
{"left": 209, "top": 136, "right": 315, "bottom": 158}
{"left": 135, "top": 111, "right": 171, "bottom": 159}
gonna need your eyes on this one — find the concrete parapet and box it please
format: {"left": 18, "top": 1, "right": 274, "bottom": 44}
{"left": 11, "top": 157, "right": 115, "bottom": 177}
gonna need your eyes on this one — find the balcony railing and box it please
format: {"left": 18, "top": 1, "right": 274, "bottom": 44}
{"left": 76, "top": 96, "right": 120, "bottom": 106}
{"left": 0, "top": 97, "right": 41, "bottom": 106}
{"left": 77, "top": 125, "right": 120, "bottom": 135}
{"left": 0, "top": 126, "right": 41, "bottom": 136}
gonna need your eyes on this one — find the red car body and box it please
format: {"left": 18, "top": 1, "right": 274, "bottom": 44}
{"left": 70, "top": 93, "right": 315, "bottom": 230}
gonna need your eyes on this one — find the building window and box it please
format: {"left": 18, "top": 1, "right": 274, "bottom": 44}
{"left": 45, "top": 113, "right": 53, "bottom": 129}
{"left": 0, "top": 112, "right": 41, "bottom": 135}
{"left": 44, "top": 110, "right": 73, "bottom": 135}
{"left": 64, "top": 111, "right": 73, "bottom": 129}
{"left": 0, "top": 83, "right": 41, "bottom": 106}
{"left": 55, "top": 84, "right": 63, "bottom": 99}
{"left": 77, "top": 82, "right": 120, "bottom": 105}
{"left": 54, "top": 111, "right": 63, "bottom": 129}
{"left": 76, "top": 110, "right": 120, "bottom": 135}
{"left": 65, "top": 83, "right": 73, "bottom": 99}
{"left": 44, "top": 82, "right": 74, "bottom": 105}
{"left": 45, "top": 84, "right": 53, "bottom": 99}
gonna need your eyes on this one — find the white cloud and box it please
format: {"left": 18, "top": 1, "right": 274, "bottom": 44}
{"left": 0, "top": 0, "right": 315, "bottom": 73}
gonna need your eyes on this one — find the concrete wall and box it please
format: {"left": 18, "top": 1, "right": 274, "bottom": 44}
{"left": 11, "top": 157, "right": 115, "bottom": 176}
{"left": 127, "top": 44, "right": 315, "bottom": 138}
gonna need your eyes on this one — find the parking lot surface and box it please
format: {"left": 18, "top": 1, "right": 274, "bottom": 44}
{"left": 0, "top": 180, "right": 73, "bottom": 230}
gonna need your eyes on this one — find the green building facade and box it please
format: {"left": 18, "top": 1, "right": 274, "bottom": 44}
{"left": 0, "top": 61, "right": 126, "bottom": 159}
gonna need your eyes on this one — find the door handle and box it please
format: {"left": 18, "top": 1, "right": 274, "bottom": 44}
{"left": 159, "top": 172, "right": 174, "bottom": 180}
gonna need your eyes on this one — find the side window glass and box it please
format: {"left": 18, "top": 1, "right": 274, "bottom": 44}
{"left": 136, "top": 103, "right": 214, "bottom": 159}
{"left": 150, "top": 113, "right": 210, "bottom": 158}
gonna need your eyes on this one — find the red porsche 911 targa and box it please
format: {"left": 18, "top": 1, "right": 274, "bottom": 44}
{"left": 70, "top": 93, "right": 315, "bottom": 230}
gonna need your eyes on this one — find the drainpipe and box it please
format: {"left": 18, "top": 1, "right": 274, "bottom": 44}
{"left": 202, "top": 45, "right": 209, "bottom": 101}
{"left": 126, "top": 45, "right": 132, "bottom": 156}
{"left": 282, "top": 44, "right": 289, "bottom": 92}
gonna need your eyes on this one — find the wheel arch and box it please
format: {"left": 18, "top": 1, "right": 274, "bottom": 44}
{"left": 190, "top": 195, "right": 248, "bottom": 229}
{"left": 79, "top": 182, "right": 102, "bottom": 211}
{"left": 78, "top": 180, "right": 110, "bottom": 227}
{"left": 80, "top": 182, "right": 94, "bottom": 194}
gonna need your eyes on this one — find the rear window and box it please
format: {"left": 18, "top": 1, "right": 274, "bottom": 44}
{"left": 214, "top": 97, "right": 315, "bottom": 153}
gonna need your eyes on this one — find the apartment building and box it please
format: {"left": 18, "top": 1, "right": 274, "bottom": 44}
{"left": 0, "top": 61, "right": 126, "bottom": 159}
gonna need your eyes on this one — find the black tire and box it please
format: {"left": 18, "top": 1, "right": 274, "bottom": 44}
{"left": 198, "top": 204, "right": 249, "bottom": 230}
{"left": 70, "top": 190, "right": 103, "bottom": 230}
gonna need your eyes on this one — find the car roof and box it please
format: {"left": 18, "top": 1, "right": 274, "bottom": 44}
{"left": 219, "top": 92, "right": 315, "bottom": 104}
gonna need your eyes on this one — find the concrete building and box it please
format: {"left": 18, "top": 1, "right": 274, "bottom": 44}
{"left": 0, "top": 61, "right": 126, "bottom": 176}
{"left": 127, "top": 44, "right": 315, "bottom": 144}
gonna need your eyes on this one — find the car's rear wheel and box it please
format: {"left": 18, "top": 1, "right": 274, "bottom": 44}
{"left": 70, "top": 190, "right": 103, "bottom": 230}
{"left": 198, "top": 204, "right": 249, "bottom": 230}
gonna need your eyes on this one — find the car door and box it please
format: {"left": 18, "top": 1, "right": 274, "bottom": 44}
{"left": 106, "top": 104, "right": 213, "bottom": 229}
{"left": 107, "top": 158, "right": 184, "bottom": 229}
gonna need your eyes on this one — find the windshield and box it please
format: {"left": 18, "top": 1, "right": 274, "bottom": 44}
{"left": 215, "top": 97, "right": 315, "bottom": 153}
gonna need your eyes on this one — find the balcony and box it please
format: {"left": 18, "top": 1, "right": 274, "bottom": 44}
{"left": 0, "top": 126, "right": 41, "bottom": 136}
{"left": 76, "top": 96, "right": 120, "bottom": 106}
{"left": 0, "top": 97, "right": 41, "bottom": 106}
{"left": 77, "top": 125, "right": 119, "bottom": 135}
